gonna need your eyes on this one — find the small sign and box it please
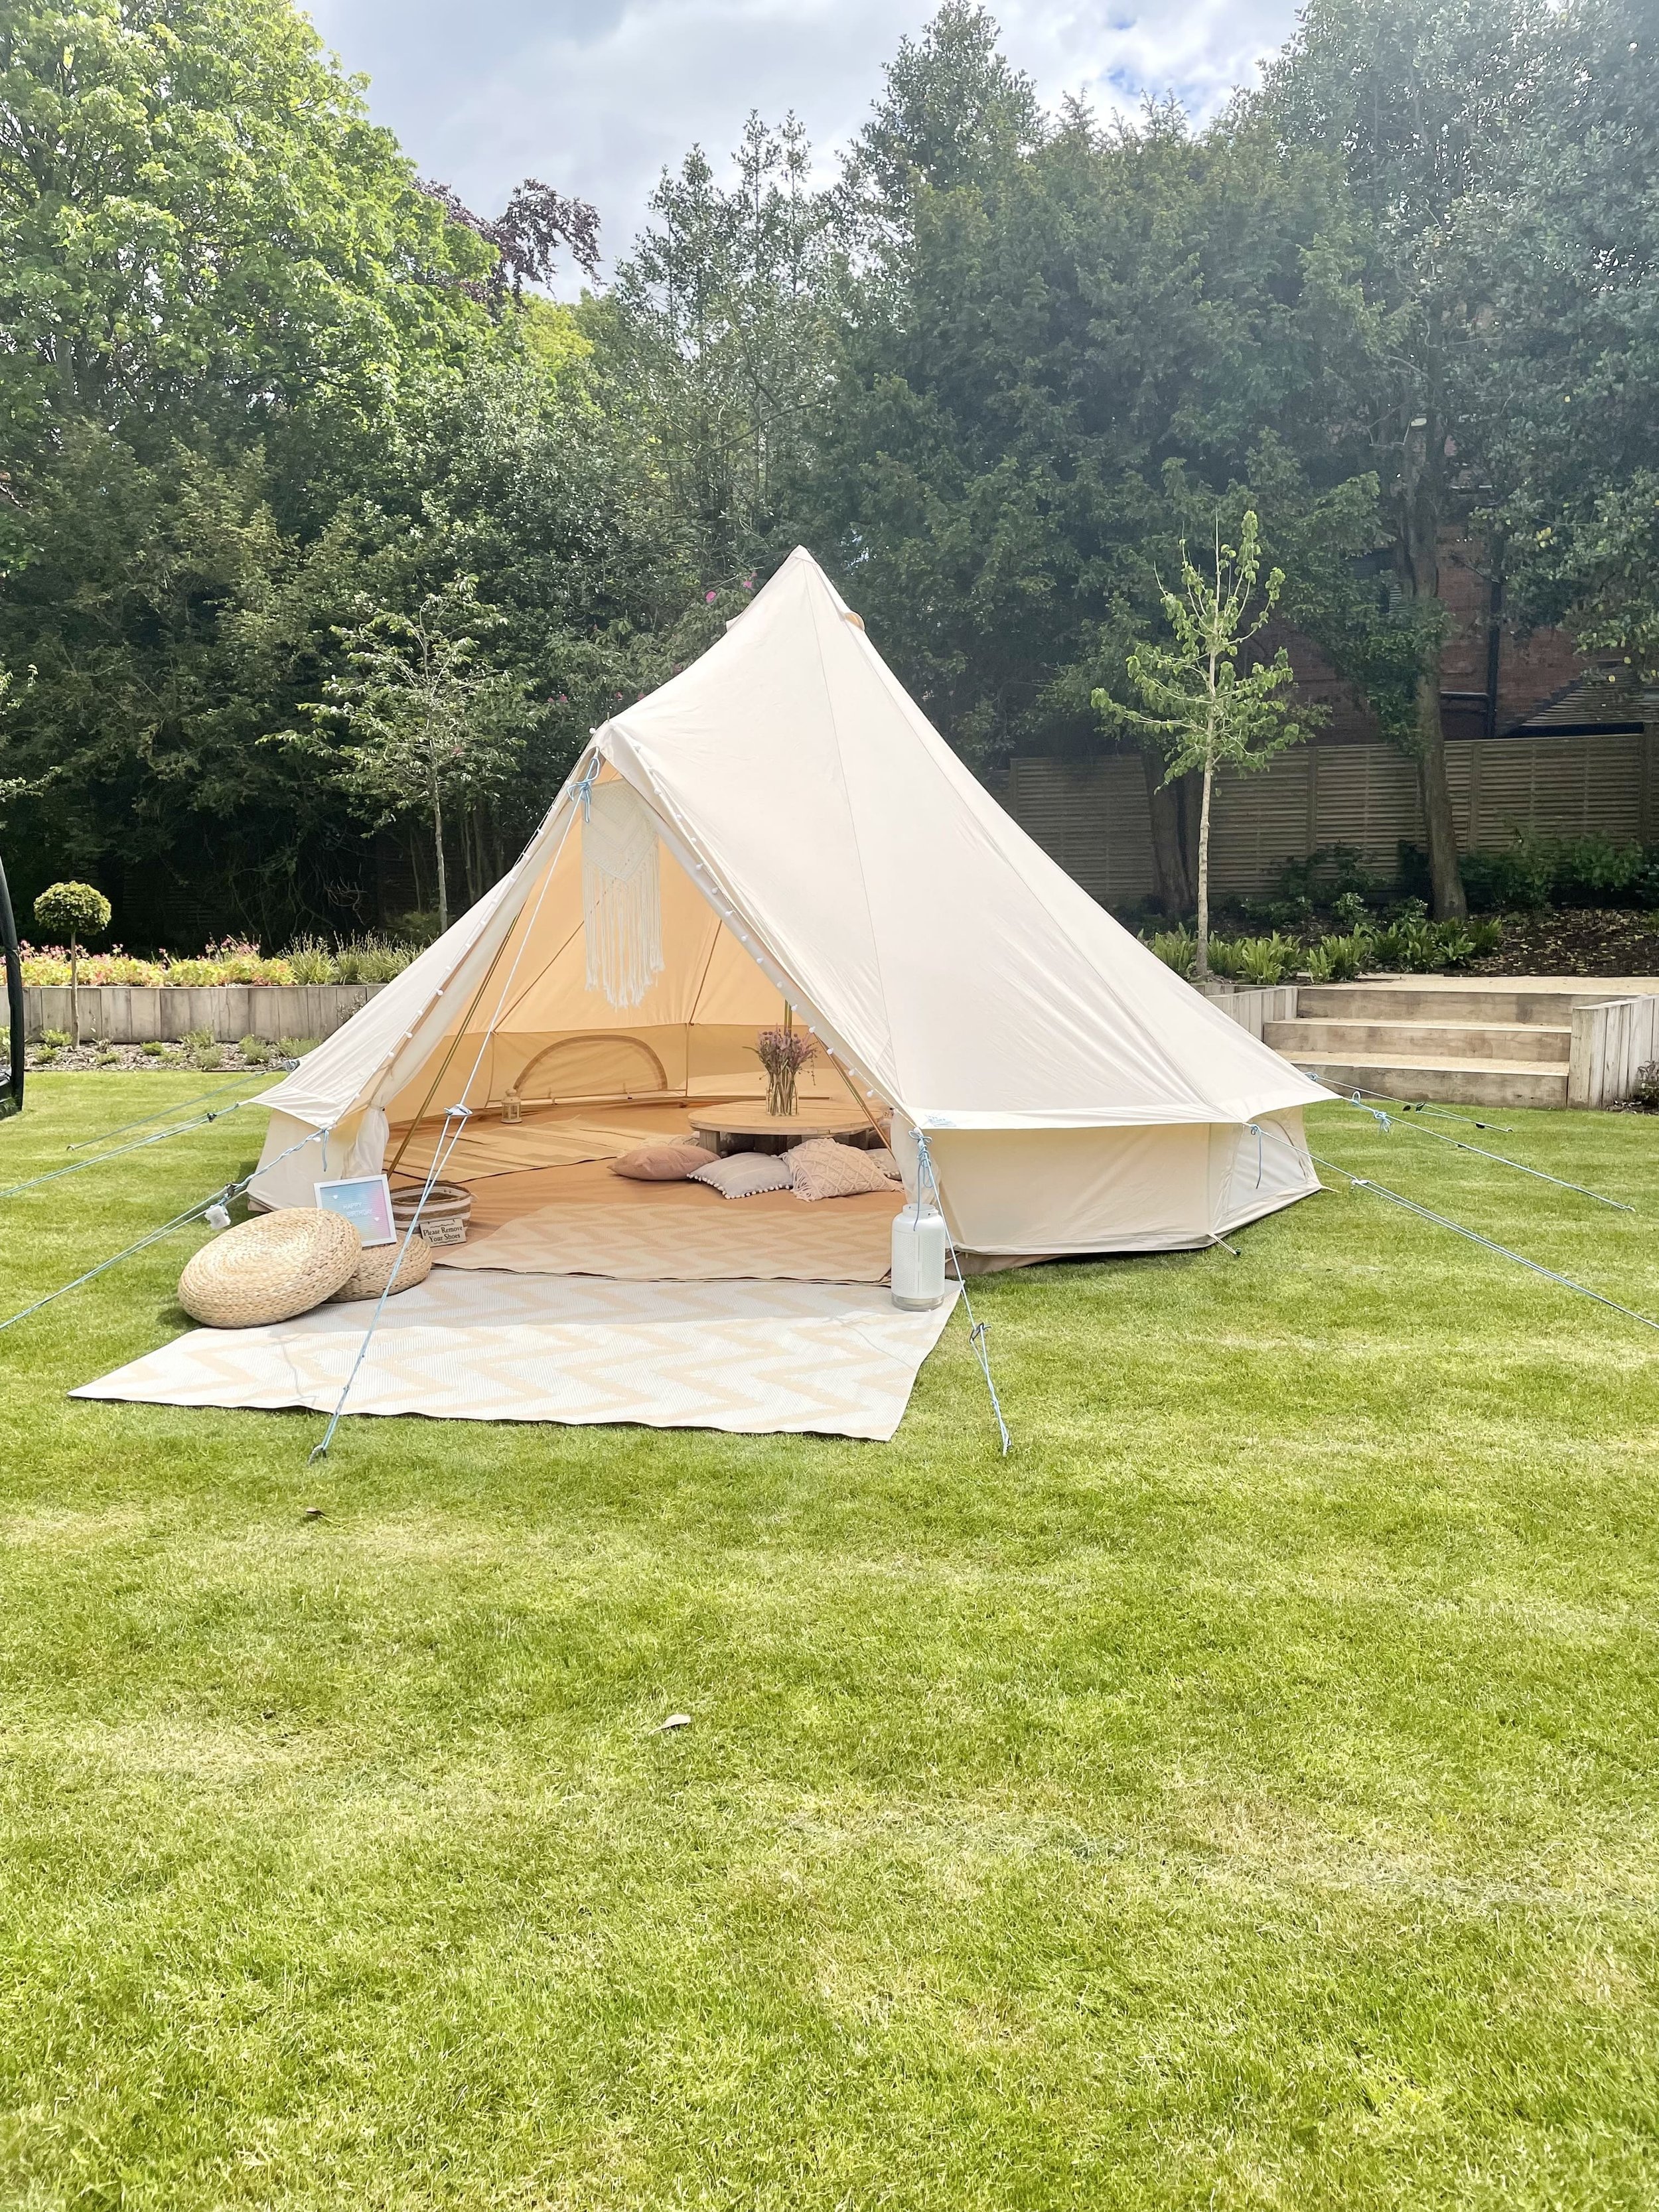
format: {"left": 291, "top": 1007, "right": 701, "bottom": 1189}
{"left": 314, "top": 1173, "right": 396, "bottom": 1248}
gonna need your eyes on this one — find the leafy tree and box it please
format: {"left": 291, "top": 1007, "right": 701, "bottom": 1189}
{"left": 0, "top": 0, "right": 490, "bottom": 502}
{"left": 336, "top": 340, "right": 695, "bottom": 870}
{"left": 601, "top": 111, "right": 844, "bottom": 579}
{"left": 33, "top": 877, "right": 109, "bottom": 1040}
{"left": 417, "top": 176, "right": 601, "bottom": 309}
{"left": 1256, "top": 0, "right": 1561, "bottom": 917}
{"left": 839, "top": 0, "right": 1041, "bottom": 246}
{"left": 0, "top": 0, "right": 631, "bottom": 944}
{"left": 1101, "top": 514, "right": 1313, "bottom": 978}
{"left": 1456, "top": 0, "right": 1659, "bottom": 676}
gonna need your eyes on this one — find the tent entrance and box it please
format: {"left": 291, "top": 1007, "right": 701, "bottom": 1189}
{"left": 365, "top": 773, "right": 901, "bottom": 1281}
{"left": 378, "top": 763, "right": 891, "bottom": 1194}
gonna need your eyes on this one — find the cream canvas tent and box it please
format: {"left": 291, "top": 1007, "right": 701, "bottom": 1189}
{"left": 248, "top": 548, "right": 1329, "bottom": 1260}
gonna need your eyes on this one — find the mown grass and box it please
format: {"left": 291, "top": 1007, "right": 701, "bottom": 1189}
{"left": 1, "top": 1073, "right": 1657, "bottom": 2209}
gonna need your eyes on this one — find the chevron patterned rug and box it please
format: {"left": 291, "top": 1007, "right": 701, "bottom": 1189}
{"left": 72, "top": 1270, "right": 961, "bottom": 1439}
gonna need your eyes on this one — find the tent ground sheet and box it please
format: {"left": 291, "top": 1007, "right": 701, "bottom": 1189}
{"left": 431, "top": 1161, "right": 904, "bottom": 1284}
{"left": 72, "top": 1270, "right": 961, "bottom": 1439}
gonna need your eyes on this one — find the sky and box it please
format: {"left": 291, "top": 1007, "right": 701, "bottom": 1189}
{"left": 300, "top": 0, "right": 1303, "bottom": 287}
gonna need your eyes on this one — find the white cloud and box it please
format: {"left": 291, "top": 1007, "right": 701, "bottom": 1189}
{"left": 302, "top": 0, "right": 1301, "bottom": 285}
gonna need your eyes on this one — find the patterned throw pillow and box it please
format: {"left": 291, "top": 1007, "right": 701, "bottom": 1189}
{"left": 787, "top": 1138, "right": 898, "bottom": 1201}
{"left": 609, "top": 1144, "right": 717, "bottom": 1182}
{"left": 688, "top": 1151, "right": 796, "bottom": 1200}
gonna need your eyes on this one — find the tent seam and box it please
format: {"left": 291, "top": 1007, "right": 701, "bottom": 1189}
{"left": 802, "top": 577, "right": 900, "bottom": 1091}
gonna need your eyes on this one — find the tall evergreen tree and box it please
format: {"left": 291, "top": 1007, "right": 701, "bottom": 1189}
{"left": 1258, "top": 0, "right": 1559, "bottom": 915}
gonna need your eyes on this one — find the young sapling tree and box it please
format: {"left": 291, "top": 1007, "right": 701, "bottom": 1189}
{"left": 1099, "top": 512, "right": 1318, "bottom": 982}
{"left": 285, "top": 578, "right": 521, "bottom": 937}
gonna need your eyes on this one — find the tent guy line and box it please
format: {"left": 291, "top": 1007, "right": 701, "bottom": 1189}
{"left": 1308, "top": 1150, "right": 1659, "bottom": 1339}
{"left": 0, "top": 1120, "right": 332, "bottom": 1340}
{"left": 63, "top": 1069, "right": 277, "bottom": 1149}
{"left": 1336, "top": 1096, "right": 1634, "bottom": 1211}
{"left": 913, "top": 1128, "right": 1009, "bottom": 1454}
{"left": 0, "top": 1097, "right": 259, "bottom": 1203}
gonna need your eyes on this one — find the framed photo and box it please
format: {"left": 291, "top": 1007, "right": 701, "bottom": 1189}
{"left": 314, "top": 1173, "right": 397, "bottom": 1248}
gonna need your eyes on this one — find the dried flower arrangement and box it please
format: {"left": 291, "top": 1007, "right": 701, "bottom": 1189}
{"left": 753, "top": 1023, "right": 816, "bottom": 1116}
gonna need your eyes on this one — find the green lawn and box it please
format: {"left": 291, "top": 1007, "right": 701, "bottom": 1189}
{"left": 2, "top": 1073, "right": 1658, "bottom": 2210}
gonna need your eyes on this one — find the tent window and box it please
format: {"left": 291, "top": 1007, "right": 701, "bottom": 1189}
{"left": 501, "top": 1034, "right": 674, "bottom": 1122}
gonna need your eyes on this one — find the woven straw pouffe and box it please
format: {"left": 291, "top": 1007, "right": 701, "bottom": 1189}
{"left": 327, "top": 1233, "right": 435, "bottom": 1303}
{"left": 178, "top": 1207, "right": 361, "bottom": 1328}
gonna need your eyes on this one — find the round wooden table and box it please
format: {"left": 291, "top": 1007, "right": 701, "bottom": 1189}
{"left": 690, "top": 1104, "right": 878, "bottom": 1154}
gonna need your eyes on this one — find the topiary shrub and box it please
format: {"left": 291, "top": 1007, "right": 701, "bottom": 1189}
{"left": 32, "top": 881, "right": 111, "bottom": 1043}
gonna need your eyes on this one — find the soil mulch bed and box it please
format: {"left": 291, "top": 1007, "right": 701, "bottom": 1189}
{"left": 1464, "top": 909, "right": 1659, "bottom": 978}
{"left": 21, "top": 1042, "right": 293, "bottom": 1075}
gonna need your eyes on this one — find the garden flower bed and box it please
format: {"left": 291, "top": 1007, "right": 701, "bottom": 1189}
{"left": 16, "top": 934, "right": 417, "bottom": 988}
{"left": 16, "top": 935, "right": 419, "bottom": 1055}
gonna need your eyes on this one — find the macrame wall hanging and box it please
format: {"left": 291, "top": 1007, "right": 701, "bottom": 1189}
{"left": 581, "top": 779, "right": 664, "bottom": 1009}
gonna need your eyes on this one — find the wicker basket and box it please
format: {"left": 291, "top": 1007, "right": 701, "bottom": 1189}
{"left": 179, "top": 1208, "right": 360, "bottom": 1329}
{"left": 327, "top": 1232, "right": 435, "bottom": 1303}
{"left": 390, "top": 1180, "right": 472, "bottom": 1246}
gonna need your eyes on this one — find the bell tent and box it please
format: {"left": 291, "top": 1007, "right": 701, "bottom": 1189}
{"left": 249, "top": 548, "right": 1328, "bottom": 1261}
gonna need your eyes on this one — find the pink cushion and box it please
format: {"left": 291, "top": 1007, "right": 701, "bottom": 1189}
{"left": 609, "top": 1143, "right": 718, "bottom": 1183}
{"left": 787, "top": 1138, "right": 897, "bottom": 1201}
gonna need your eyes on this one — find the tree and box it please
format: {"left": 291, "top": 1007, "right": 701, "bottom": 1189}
{"left": 0, "top": 0, "right": 491, "bottom": 488}
{"left": 1457, "top": 0, "right": 1659, "bottom": 677}
{"left": 1256, "top": 0, "right": 1559, "bottom": 917}
{"left": 289, "top": 578, "right": 522, "bottom": 936}
{"left": 417, "top": 176, "right": 601, "bottom": 308}
{"left": 840, "top": 0, "right": 1042, "bottom": 244}
{"left": 1100, "top": 514, "right": 1314, "bottom": 979}
{"left": 33, "top": 878, "right": 109, "bottom": 1041}
{"left": 331, "top": 341, "right": 694, "bottom": 884}
{"left": 601, "top": 111, "right": 844, "bottom": 579}
{"left": 0, "top": 0, "right": 614, "bottom": 945}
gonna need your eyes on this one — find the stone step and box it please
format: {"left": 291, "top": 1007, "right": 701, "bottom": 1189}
{"left": 1265, "top": 1017, "right": 1570, "bottom": 1067}
{"left": 1285, "top": 1051, "right": 1569, "bottom": 1110}
{"left": 1297, "top": 984, "right": 1603, "bottom": 1025}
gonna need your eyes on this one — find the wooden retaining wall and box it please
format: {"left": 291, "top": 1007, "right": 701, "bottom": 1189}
{"left": 1567, "top": 996, "right": 1659, "bottom": 1108}
{"left": 1202, "top": 983, "right": 1299, "bottom": 1039}
{"left": 23, "top": 982, "right": 386, "bottom": 1044}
